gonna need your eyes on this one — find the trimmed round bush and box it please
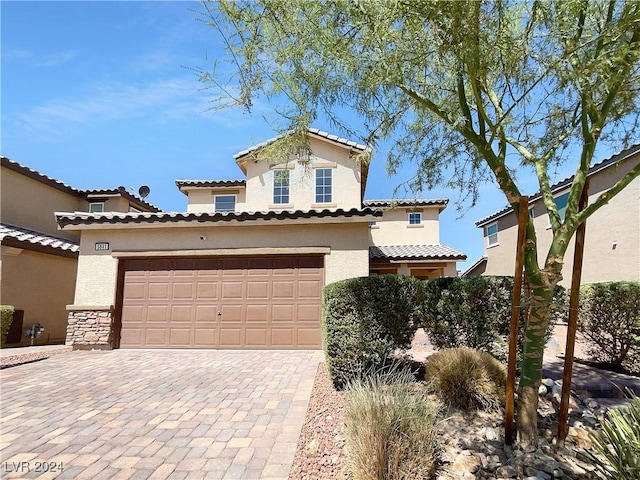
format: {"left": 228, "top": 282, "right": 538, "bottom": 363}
{"left": 578, "top": 281, "right": 640, "bottom": 373}
{"left": 426, "top": 347, "right": 507, "bottom": 410}
{"left": 322, "top": 275, "right": 424, "bottom": 389}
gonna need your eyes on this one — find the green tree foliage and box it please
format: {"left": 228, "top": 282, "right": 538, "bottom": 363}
{"left": 200, "top": 0, "right": 640, "bottom": 447}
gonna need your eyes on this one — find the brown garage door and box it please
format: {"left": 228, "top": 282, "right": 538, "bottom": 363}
{"left": 119, "top": 256, "right": 324, "bottom": 349}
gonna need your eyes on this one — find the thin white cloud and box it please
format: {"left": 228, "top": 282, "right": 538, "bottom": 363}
{"left": 35, "top": 49, "right": 80, "bottom": 67}
{"left": 4, "top": 76, "right": 269, "bottom": 140}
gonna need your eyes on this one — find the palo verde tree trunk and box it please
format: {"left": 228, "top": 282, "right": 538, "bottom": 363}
{"left": 516, "top": 246, "right": 564, "bottom": 449}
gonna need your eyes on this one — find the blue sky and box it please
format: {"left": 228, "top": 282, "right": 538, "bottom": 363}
{"left": 2, "top": 1, "right": 601, "bottom": 271}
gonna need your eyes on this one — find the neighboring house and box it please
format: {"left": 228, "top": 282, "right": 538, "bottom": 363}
{"left": 0, "top": 157, "right": 159, "bottom": 346}
{"left": 55, "top": 128, "right": 466, "bottom": 351}
{"left": 466, "top": 144, "right": 640, "bottom": 286}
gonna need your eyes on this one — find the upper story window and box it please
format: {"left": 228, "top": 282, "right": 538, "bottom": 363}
{"left": 273, "top": 170, "right": 290, "bottom": 204}
{"left": 89, "top": 202, "right": 104, "bottom": 213}
{"left": 408, "top": 212, "right": 422, "bottom": 225}
{"left": 554, "top": 192, "right": 569, "bottom": 221}
{"left": 214, "top": 194, "right": 236, "bottom": 212}
{"left": 315, "top": 168, "right": 332, "bottom": 203}
{"left": 485, "top": 223, "right": 498, "bottom": 246}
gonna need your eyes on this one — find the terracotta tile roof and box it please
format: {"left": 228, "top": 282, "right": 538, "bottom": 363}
{"left": 0, "top": 223, "right": 79, "bottom": 254}
{"left": 1, "top": 157, "right": 161, "bottom": 212}
{"left": 475, "top": 143, "right": 640, "bottom": 227}
{"left": 233, "top": 127, "right": 367, "bottom": 159}
{"left": 363, "top": 199, "right": 449, "bottom": 208}
{"left": 369, "top": 244, "right": 467, "bottom": 261}
{"left": 55, "top": 207, "right": 383, "bottom": 229}
{"left": 176, "top": 180, "right": 246, "bottom": 189}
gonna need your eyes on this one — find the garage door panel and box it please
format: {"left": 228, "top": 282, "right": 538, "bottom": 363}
{"left": 245, "top": 329, "right": 268, "bottom": 347}
{"left": 298, "top": 305, "right": 320, "bottom": 322}
{"left": 246, "top": 305, "right": 268, "bottom": 322}
{"left": 147, "top": 305, "right": 169, "bottom": 322}
{"left": 271, "top": 328, "right": 294, "bottom": 347}
{"left": 169, "top": 328, "right": 192, "bottom": 346}
{"left": 120, "top": 255, "right": 323, "bottom": 349}
{"left": 297, "top": 328, "right": 322, "bottom": 347}
{"left": 222, "top": 282, "right": 243, "bottom": 299}
{"left": 173, "top": 283, "right": 194, "bottom": 299}
{"left": 122, "top": 305, "right": 145, "bottom": 321}
{"left": 220, "top": 305, "right": 242, "bottom": 322}
{"left": 247, "top": 281, "right": 269, "bottom": 299}
{"left": 145, "top": 328, "right": 168, "bottom": 345}
{"left": 272, "top": 305, "right": 294, "bottom": 322}
{"left": 194, "top": 328, "right": 217, "bottom": 347}
{"left": 219, "top": 328, "right": 242, "bottom": 346}
{"left": 298, "top": 280, "right": 321, "bottom": 298}
{"left": 123, "top": 283, "right": 145, "bottom": 300}
{"left": 171, "top": 305, "right": 193, "bottom": 322}
{"left": 196, "top": 282, "right": 218, "bottom": 299}
{"left": 195, "top": 305, "right": 218, "bottom": 322}
{"left": 272, "top": 281, "right": 294, "bottom": 298}
{"left": 148, "top": 283, "right": 170, "bottom": 299}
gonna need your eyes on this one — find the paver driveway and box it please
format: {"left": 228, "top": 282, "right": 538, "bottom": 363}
{"left": 0, "top": 349, "right": 323, "bottom": 480}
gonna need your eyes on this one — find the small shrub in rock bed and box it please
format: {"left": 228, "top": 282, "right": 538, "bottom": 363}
{"left": 421, "top": 276, "right": 564, "bottom": 362}
{"left": 590, "top": 393, "right": 640, "bottom": 480}
{"left": 345, "top": 368, "right": 440, "bottom": 480}
{"left": 1, "top": 305, "right": 14, "bottom": 346}
{"left": 426, "top": 347, "right": 506, "bottom": 410}
{"left": 322, "top": 275, "right": 423, "bottom": 389}
{"left": 578, "top": 281, "right": 640, "bottom": 373}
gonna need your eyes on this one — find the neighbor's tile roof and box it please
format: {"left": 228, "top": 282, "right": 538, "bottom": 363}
{"left": 0, "top": 223, "right": 79, "bottom": 254}
{"left": 56, "top": 207, "right": 383, "bottom": 229}
{"left": 475, "top": 143, "right": 640, "bottom": 227}
{"left": 369, "top": 244, "right": 467, "bottom": 261}
{"left": 176, "top": 180, "right": 246, "bottom": 189}
{"left": 1, "top": 157, "right": 161, "bottom": 212}
{"left": 363, "top": 199, "right": 449, "bottom": 208}
{"left": 233, "top": 127, "right": 367, "bottom": 159}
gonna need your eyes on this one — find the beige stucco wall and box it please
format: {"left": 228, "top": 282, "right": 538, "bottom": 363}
{"left": 1, "top": 246, "right": 77, "bottom": 344}
{"left": 369, "top": 207, "right": 440, "bottom": 245}
{"left": 1, "top": 167, "right": 83, "bottom": 241}
{"left": 482, "top": 156, "right": 640, "bottom": 286}
{"left": 242, "top": 137, "right": 362, "bottom": 212}
{"left": 71, "top": 222, "right": 371, "bottom": 306}
{"left": 186, "top": 188, "right": 247, "bottom": 213}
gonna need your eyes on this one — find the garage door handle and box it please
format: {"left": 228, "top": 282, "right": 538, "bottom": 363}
{"left": 217, "top": 311, "right": 222, "bottom": 316}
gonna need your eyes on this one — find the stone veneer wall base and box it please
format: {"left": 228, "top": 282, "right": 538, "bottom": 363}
{"left": 66, "top": 308, "right": 115, "bottom": 349}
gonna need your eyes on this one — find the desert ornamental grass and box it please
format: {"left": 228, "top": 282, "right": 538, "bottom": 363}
{"left": 426, "top": 347, "right": 507, "bottom": 411}
{"left": 344, "top": 368, "right": 440, "bottom": 480}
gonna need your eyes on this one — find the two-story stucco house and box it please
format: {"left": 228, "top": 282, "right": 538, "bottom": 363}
{"left": 0, "top": 157, "right": 159, "bottom": 346}
{"left": 55, "top": 129, "right": 466, "bottom": 350}
{"left": 465, "top": 144, "right": 640, "bottom": 286}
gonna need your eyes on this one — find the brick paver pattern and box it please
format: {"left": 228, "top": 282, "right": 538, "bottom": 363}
{"left": 0, "top": 350, "right": 322, "bottom": 480}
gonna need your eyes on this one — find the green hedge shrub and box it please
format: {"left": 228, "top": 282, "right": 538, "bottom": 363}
{"left": 420, "top": 276, "right": 565, "bottom": 361}
{"left": 322, "top": 275, "right": 423, "bottom": 388}
{"left": 578, "top": 281, "right": 640, "bottom": 373}
{"left": 1, "top": 305, "right": 15, "bottom": 346}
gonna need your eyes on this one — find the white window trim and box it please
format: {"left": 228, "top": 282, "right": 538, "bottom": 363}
{"left": 408, "top": 212, "right": 422, "bottom": 225}
{"left": 214, "top": 194, "right": 237, "bottom": 212}
{"left": 485, "top": 222, "right": 499, "bottom": 247}
{"left": 315, "top": 168, "right": 333, "bottom": 204}
{"left": 89, "top": 202, "right": 105, "bottom": 213}
{"left": 273, "top": 169, "right": 290, "bottom": 205}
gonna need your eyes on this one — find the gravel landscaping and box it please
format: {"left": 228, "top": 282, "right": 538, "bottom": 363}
{"left": 289, "top": 328, "right": 613, "bottom": 479}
